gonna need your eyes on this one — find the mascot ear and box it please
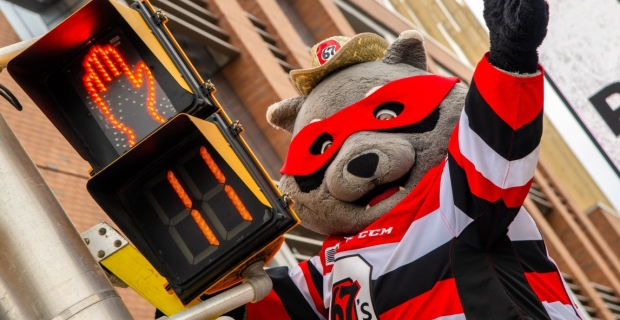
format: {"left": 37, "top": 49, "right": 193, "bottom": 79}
{"left": 266, "top": 96, "right": 306, "bottom": 133}
{"left": 382, "top": 30, "right": 428, "bottom": 71}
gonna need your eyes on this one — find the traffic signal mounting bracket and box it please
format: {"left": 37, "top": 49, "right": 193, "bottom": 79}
{"left": 82, "top": 222, "right": 198, "bottom": 316}
{"left": 131, "top": 0, "right": 216, "bottom": 119}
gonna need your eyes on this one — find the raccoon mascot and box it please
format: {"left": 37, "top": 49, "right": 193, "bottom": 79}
{"left": 232, "top": 0, "right": 583, "bottom": 318}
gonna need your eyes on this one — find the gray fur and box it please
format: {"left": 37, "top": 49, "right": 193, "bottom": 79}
{"left": 382, "top": 30, "right": 428, "bottom": 71}
{"left": 273, "top": 32, "right": 468, "bottom": 236}
{"left": 266, "top": 96, "right": 306, "bottom": 133}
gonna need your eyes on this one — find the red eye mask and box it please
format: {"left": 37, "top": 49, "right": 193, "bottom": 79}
{"left": 280, "top": 75, "right": 460, "bottom": 176}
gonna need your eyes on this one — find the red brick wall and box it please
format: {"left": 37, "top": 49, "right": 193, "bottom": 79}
{"left": 238, "top": 0, "right": 312, "bottom": 69}
{"left": 288, "top": 0, "right": 355, "bottom": 41}
{"left": 545, "top": 209, "right": 612, "bottom": 286}
{"left": 588, "top": 207, "right": 620, "bottom": 263}
{"left": 208, "top": 0, "right": 300, "bottom": 161}
{"left": 0, "top": 10, "right": 154, "bottom": 320}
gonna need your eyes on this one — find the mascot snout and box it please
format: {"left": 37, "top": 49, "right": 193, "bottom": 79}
{"left": 326, "top": 132, "right": 415, "bottom": 202}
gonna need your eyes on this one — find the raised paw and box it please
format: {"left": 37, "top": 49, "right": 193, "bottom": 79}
{"left": 483, "top": 0, "right": 549, "bottom": 73}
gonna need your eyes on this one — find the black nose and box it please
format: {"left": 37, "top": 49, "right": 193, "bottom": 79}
{"left": 347, "top": 153, "right": 379, "bottom": 178}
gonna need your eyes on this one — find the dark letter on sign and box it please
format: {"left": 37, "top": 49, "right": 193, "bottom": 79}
{"left": 589, "top": 82, "right": 620, "bottom": 137}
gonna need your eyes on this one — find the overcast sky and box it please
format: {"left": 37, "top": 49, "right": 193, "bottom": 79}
{"left": 463, "top": 0, "right": 485, "bottom": 25}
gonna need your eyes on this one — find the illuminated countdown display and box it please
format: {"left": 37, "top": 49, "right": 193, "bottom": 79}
{"left": 88, "top": 113, "right": 297, "bottom": 302}
{"left": 64, "top": 31, "right": 179, "bottom": 155}
{"left": 124, "top": 140, "right": 266, "bottom": 283}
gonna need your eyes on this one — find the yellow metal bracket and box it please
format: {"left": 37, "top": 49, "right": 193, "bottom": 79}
{"left": 81, "top": 223, "right": 199, "bottom": 316}
{"left": 81, "top": 222, "right": 285, "bottom": 317}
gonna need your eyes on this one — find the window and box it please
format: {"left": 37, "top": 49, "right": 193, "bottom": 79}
{"left": 0, "top": 0, "right": 48, "bottom": 40}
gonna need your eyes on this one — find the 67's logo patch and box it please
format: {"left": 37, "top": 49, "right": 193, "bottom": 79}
{"left": 330, "top": 255, "right": 377, "bottom": 320}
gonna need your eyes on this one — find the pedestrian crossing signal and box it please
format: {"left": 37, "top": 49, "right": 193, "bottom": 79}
{"left": 7, "top": 0, "right": 299, "bottom": 308}
{"left": 8, "top": 0, "right": 213, "bottom": 172}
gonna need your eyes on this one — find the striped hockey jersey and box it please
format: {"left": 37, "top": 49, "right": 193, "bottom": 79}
{"left": 247, "top": 55, "right": 583, "bottom": 320}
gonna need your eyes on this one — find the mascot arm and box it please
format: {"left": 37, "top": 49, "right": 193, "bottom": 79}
{"left": 439, "top": 0, "right": 548, "bottom": 251}
{"left": 244, "top": 259, "right": 326, "bottom": 320}
{"left": 444, "top": 54, "right": 543, "bottom": 251}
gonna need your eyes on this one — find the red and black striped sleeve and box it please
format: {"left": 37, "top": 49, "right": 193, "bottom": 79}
{"left": 443, "top": 53, "right": 544, "bottom": 251}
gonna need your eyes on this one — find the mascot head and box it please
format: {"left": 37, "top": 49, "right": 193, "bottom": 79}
{"left": 267, "top": 31, "right": 468, "bottom": 236}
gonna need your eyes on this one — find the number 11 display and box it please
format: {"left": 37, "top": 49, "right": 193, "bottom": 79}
{"left": 88, "top": 113, "right": 297, "bottom": 302}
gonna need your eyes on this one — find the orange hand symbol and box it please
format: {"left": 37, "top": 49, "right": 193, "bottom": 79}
{"left": 81, "top": 44, "right": 165, "bottom": 146}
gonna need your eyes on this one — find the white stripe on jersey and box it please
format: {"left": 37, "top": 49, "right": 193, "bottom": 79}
{"left": 507, "top": 207, "right": 543, "bottom": 241}
{"left": 435, "top": 313, "right": 467, "bottom": 320}
{"left": 288, "top": 263, "right": 327, "bottom": 320}
{"left": 542, "top": 301, "right": 583, "bottom": 320}
{"left": 333, "top": 209, "right": 454, "bottom": 279}
{"left": 458, "top": 111, "right": 540, "bottom": 188}
{"left": 323, "top": 269, "right": 333, "bottom": 310}
{"left": 309, "top": 256, "right": 323, "bottom": 274}
{"left": 439, "top": 162, "right": 474, "bottom": 236}
{"left": 308, "top": 256, "right": 333, "bottom": 311}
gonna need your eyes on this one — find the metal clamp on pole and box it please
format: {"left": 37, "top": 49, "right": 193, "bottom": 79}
{"left": 157, "top": 261, "right": 272, "bottom": 320}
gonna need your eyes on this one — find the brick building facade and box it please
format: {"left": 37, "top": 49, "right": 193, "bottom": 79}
{"left": 0, "top": 0, "right": 619, "bottom": 319}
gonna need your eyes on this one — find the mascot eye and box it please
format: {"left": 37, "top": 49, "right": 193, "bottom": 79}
{"left": 309, "top": 133, "right": 334, "bottom": 155}
{"left": 375, "top": 109, "right": 397, "bottom": 120}
{"left": 321, "top": 141, "right": 332, "bottom": 154}
{"left": 373, "top": 101, "right": 404, "bottom": 120}
{"left": 380, "top": 108, "right": 440, "bottom": 134}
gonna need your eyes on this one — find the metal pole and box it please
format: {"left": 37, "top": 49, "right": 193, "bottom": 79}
{"left": 0, "top": 111, "right": 133, "bottom": 319}
{"left": 0, "top": 36, "right": 41, "bottom": 73}
{"left": 157, "top": 261, "right": 272, "bottom": 320}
